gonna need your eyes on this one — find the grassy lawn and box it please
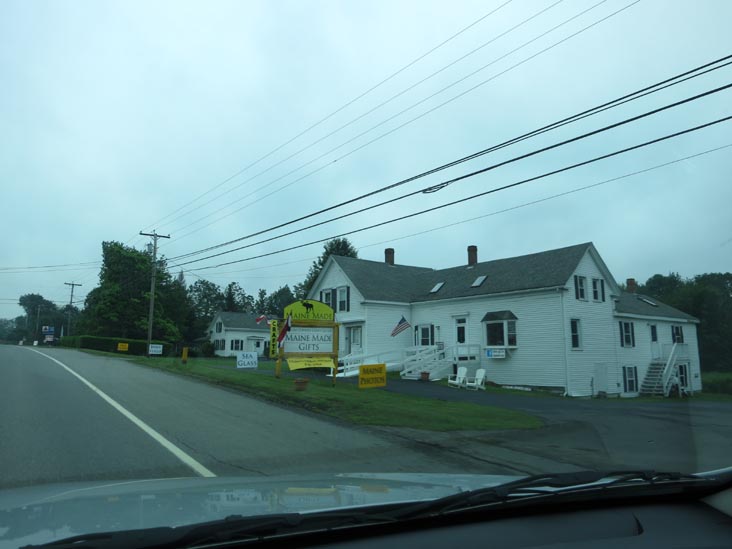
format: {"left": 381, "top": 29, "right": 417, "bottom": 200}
{"left": 97, "top": 354, "right": 542, "bottom": 431}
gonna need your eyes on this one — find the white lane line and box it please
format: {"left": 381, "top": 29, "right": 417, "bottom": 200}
{"left": 28, "top": 348, "right": 216, "bottom": 478}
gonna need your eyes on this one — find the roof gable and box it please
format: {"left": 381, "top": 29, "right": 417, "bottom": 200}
{"left": 212, "top": 311, "right": 269, "bottom": 332}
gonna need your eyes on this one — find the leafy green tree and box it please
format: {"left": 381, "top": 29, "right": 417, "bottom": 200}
{"left": 222, "top": 282, "right": 254, "bottom": 313}
{"left": 18, "top": 293, "right": 64, "bottom": 340}
{"left": 254, "top": 289, "right": 267, "bottom": 314}
{"left": 639, "top": 272, "right": 732, "bottom": 372}
{"left": 187, "top": 279, "right": 224, "bottom": 337}
{"left": 294, "top": 238, "right": 358, "bottom": 298}
{"left": 265, "top": 285, "right": 296, "bottom": 318}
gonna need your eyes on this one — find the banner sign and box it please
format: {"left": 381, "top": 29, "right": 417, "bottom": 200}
{"left": 269, "top": 320, "right": 279, "bottom": 358}
{"left": 287, "top": 356, "right": 335, "bottom": 370}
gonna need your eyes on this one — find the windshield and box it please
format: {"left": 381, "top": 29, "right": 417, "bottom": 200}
{"left": 1, "top": 0, "right": 731, "bottom": 546}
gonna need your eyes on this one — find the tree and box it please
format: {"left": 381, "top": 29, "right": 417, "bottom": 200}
{"left": 222, "top": 282, "right": 254, "bottom": 313}
{"left": 187, "top": 279, "right": 224, "bottom": 337}
{"left": 18, "top": 293, "right": 63, "bottom": 340}
{"left": 639, "top": 272, "right": 732, "bottom": 372}
{"left": 294, "top": 238, "right": 358, "bottom": 298}
{"left": 265, "top": 285, "right": 296, "bottom": 317}
{"left": 76, "top": 241, "right": 185, "bottom": 342}
{"left": 254, "top": 288, "right": 268, "bottom": 314}
{"left": 0, "top": 318, "right": 16, "bottom": 341}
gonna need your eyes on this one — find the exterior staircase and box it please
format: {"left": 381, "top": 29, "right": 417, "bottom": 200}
{"left": 640, "top": 361, "right": 666, "bottom": 396}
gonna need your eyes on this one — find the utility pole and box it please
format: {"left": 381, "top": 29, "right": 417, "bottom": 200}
{"left": 35, "top": 304, "right": 41, "bottom": 343}
{"left": 64, "top": 281, "right": 82, "bottom": 337}
{"left": 139, "top": 230, "right": 170, "bottom": 357}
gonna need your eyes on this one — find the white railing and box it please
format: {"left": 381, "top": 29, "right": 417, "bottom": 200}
{"left": 660, "top": 343, "right": 679, "bottom": 396}
{"left": 444, "top": 344, "right": 482, "bottom": 362}
{"left": 336, "top": 349, "right": 407, "bottom": 377}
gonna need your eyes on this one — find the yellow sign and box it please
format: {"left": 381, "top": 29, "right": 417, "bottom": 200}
{"left": 117, "top": 342, "right": 129, "bottom": 352}
{"left": 269, "top": 320, "right": 278, "bottom": 359}
{"left": 359, "top": 363, "right": 386, "bottom": 389}
{"left": 287, "top": 356, "right": 336, "bottom": 370}
{"left": 284, "top": 299, "right": 335, "bottom": 322}
{"left": 181, "top": 346, "right": 189, "bottom": 364}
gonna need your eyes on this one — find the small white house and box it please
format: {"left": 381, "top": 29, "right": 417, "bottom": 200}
{"left": 208, "top": 312, "right": 269, "bottom": 357}
{"left": 308, "top": 242, "right": 701, "bottom": 397}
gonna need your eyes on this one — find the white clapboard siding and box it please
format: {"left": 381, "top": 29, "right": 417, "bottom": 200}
{"left": 411, "top": 290, "right": 566, "bottom": 390}
{"left": 615, "top": 315, "right": 702, "bottom": 393}
{"left": 307, "top": 260, "right": 366, "bottom": 357}
{"left": 563, "top": 250, "right": 619, "bottom": 397}
{"left": 363, "top": 303, "right": 413, "bottom": 357}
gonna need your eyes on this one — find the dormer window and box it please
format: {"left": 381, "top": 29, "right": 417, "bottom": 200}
{"left": 215, "top": 321, "right": 223, "bottom": 333}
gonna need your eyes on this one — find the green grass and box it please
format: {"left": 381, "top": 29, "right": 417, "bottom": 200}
{"left": 117, "top": 355, "right": 542, "bottom": 431}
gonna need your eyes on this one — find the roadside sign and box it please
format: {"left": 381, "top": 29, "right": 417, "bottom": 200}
{"left": 148, "top": 343, "right": 163, "bottom": 355}
{"left": 486, "top": 348, "right": 506, "bottom": 358}
{"left": 236, "top": 351, "right": 258, "bottom": 369}
{"left": 283, "top": 299, "right": 334, "bottom": 322}
{"left": 117, "top": 342, "right": 129, "bottom": 352}
{"left": 287, "top": 356, "right": 335, "bottom": 370}
{"left": 42, "top": 326, "right": 54, "bottom": 335}
{"left": 269, "top": 320, "right": 279, "bottom": 359}
{"left": 283, "top": 326, "right": 334, "bottom": 354}
{"left": 359, "top": 363, "right": 386, "bottom": 389}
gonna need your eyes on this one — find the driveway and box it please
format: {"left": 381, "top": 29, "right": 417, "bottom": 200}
{"left": 378, "top": 377, "right": 732, "bottom": 474}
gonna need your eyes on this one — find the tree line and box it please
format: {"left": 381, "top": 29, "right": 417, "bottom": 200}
{"left": 0, "top": 238, "right": 358, "bottom": 346}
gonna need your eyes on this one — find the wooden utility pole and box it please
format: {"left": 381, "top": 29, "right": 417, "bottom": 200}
{"left": 139, "top": 230, "right": 170, "bottom": 357}
{"left": 64, "top": 281, "right": 82, "bottom": 337}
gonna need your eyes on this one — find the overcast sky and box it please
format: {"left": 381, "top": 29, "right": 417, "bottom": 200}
{"left": 1, "top": 0, "right": 730, "bottom": 319}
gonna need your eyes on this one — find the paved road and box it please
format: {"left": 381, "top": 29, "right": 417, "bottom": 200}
{"left": 381, "top": 378, "right": 732, "bottom": 473}
{"left": 0, "top": 346, "right": 515, "bottom": 489}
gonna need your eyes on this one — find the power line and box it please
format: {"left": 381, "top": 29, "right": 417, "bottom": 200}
{"left": 164, "top": 0, "right": 636, "bottom": 244}
{"left": 357, "top": 143, "right": 732, "bottom": 250}
{"left": 180, "top": 114, "right": 732, "bottom": 271}
{"left": 154, "top": 0, "right": 565, "bottom": 234}
{"left": 139, "top": 1, "right": 515, "bottom": 234}
{"left": 170, "top": 81, "right": 732, "bottom": 267}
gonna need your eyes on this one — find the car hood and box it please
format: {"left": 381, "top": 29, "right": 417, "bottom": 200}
{"left": 0, "top": 472, "right": 518, "bottom": 547}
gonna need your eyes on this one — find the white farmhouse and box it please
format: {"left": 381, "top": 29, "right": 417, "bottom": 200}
{"left": 208, "top": 312, "right": 269, "bottom": 357}
{"left": 308, "top": 243, "right": 701, "bottom": 397}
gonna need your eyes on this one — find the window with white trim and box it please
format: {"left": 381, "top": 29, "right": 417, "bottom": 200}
{"left": 678, "top": 363, "right": 689, "bottom": 387}
{"left": 619, "top": 321, "right": 635, "bottom": 347}
{"left": 672, "top": 325, "right": 684, "bottom": 343}
{"left": 230, "top": 339, "right": 243, "bottom": 351}
{"left": 215, "top": 321, "right": 222, "bottom": 333}
{"left": 592, "top": 278, "right": 606, "bottom": 302}
{"left": 570, "top": 319, "right": 581, "bottom": 349}
{"left": 650, "top": 324, "right": 658, "bottom": 342}
{"left": 623, "top": 366, "right": 638, "bottom": 393}
{"left": 455, "top": 317, "right": 466, "bottom": 344}
{"left": 485, "top": 320, "right": 517, "bottom": 347}
{"left": 337, "top": 286, "right": 349, "bottom": 312}
{"left": 574, "top": 275, "right": 587, "bottom": 300}
{"left": 415, "top": 324, "right": 434, "bottom": 346}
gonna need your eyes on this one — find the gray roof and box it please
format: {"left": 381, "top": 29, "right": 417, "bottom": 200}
{"left": 332, "top": 242, "right": 593, "bottom": 302}
{"left": 215, "top": 311, "right": 269, "bottom": 331}
{"left": 614, "top": 292, "right": 698, "bottom": 322}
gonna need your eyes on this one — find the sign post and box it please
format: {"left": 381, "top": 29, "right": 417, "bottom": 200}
{"left": 280, "top": 299, "right": 339, "bottom": 387}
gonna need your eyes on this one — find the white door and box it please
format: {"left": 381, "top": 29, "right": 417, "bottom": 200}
{"left": 593, "top": 363, "right": 609, "bottom": 395}
{"left": 346, "top": 325, "right": 363, "bottom": 355}
{"left": 650, "top": 324, "right": 660, "bottom": 360}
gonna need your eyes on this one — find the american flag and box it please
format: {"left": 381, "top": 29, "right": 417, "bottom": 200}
{"left": 277, "top": 314, "right": 292, "bottom": 348}
{"left": 390, "top": 316, "right": 411, "bottom": 337}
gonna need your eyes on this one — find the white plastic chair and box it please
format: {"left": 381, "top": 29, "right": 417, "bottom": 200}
{"left": 447, "top": 366, "right": 467, "bottom": 389}
{"left": 465, "top": 369, "right": 486, "bottom": 391}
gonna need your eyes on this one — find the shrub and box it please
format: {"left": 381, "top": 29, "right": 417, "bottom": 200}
{"left": 200, "top": 340, "right": 215, "bottom": 357}
{"left": 61, "top": 335, "right": 171, "bottom": 356}
{"left": 702, "top": 372, "right": 732, "bottom": 394}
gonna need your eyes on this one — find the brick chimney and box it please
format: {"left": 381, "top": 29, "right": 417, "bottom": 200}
{"left": 385, "top": 248, "right": 395, "bottom": 266}
{"left": 626, "top": 278, "right": 637, "bottom": 293}
{"left": 467, "top": 245, "right": 478, "bottom": 266}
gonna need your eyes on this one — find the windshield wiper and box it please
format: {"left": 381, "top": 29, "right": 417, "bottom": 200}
{"left": 386, "top": 470, "right": 724, "bottom": 519}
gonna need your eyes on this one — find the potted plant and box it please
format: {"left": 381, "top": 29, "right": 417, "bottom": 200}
{"left": 420, "top": 371, "right": 430, "bottom": 382}
{"left": 294, "top": 378, "right": 309, "bottom": 391}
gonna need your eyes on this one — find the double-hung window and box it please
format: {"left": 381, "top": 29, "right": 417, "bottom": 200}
{"left": 672, "top": 325, "right": 684, "bottom": 343}
{"left": 574, "top": 275, "right": 587, "bottom": 300}
{"left": 619, "top": 321, "right": 635, "bottom": 347}
{"left": 592, "top": 278, "right": 606, "bottom": 301}
{"left": 570, "top": 319, "right": 581, "bottom": 349}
